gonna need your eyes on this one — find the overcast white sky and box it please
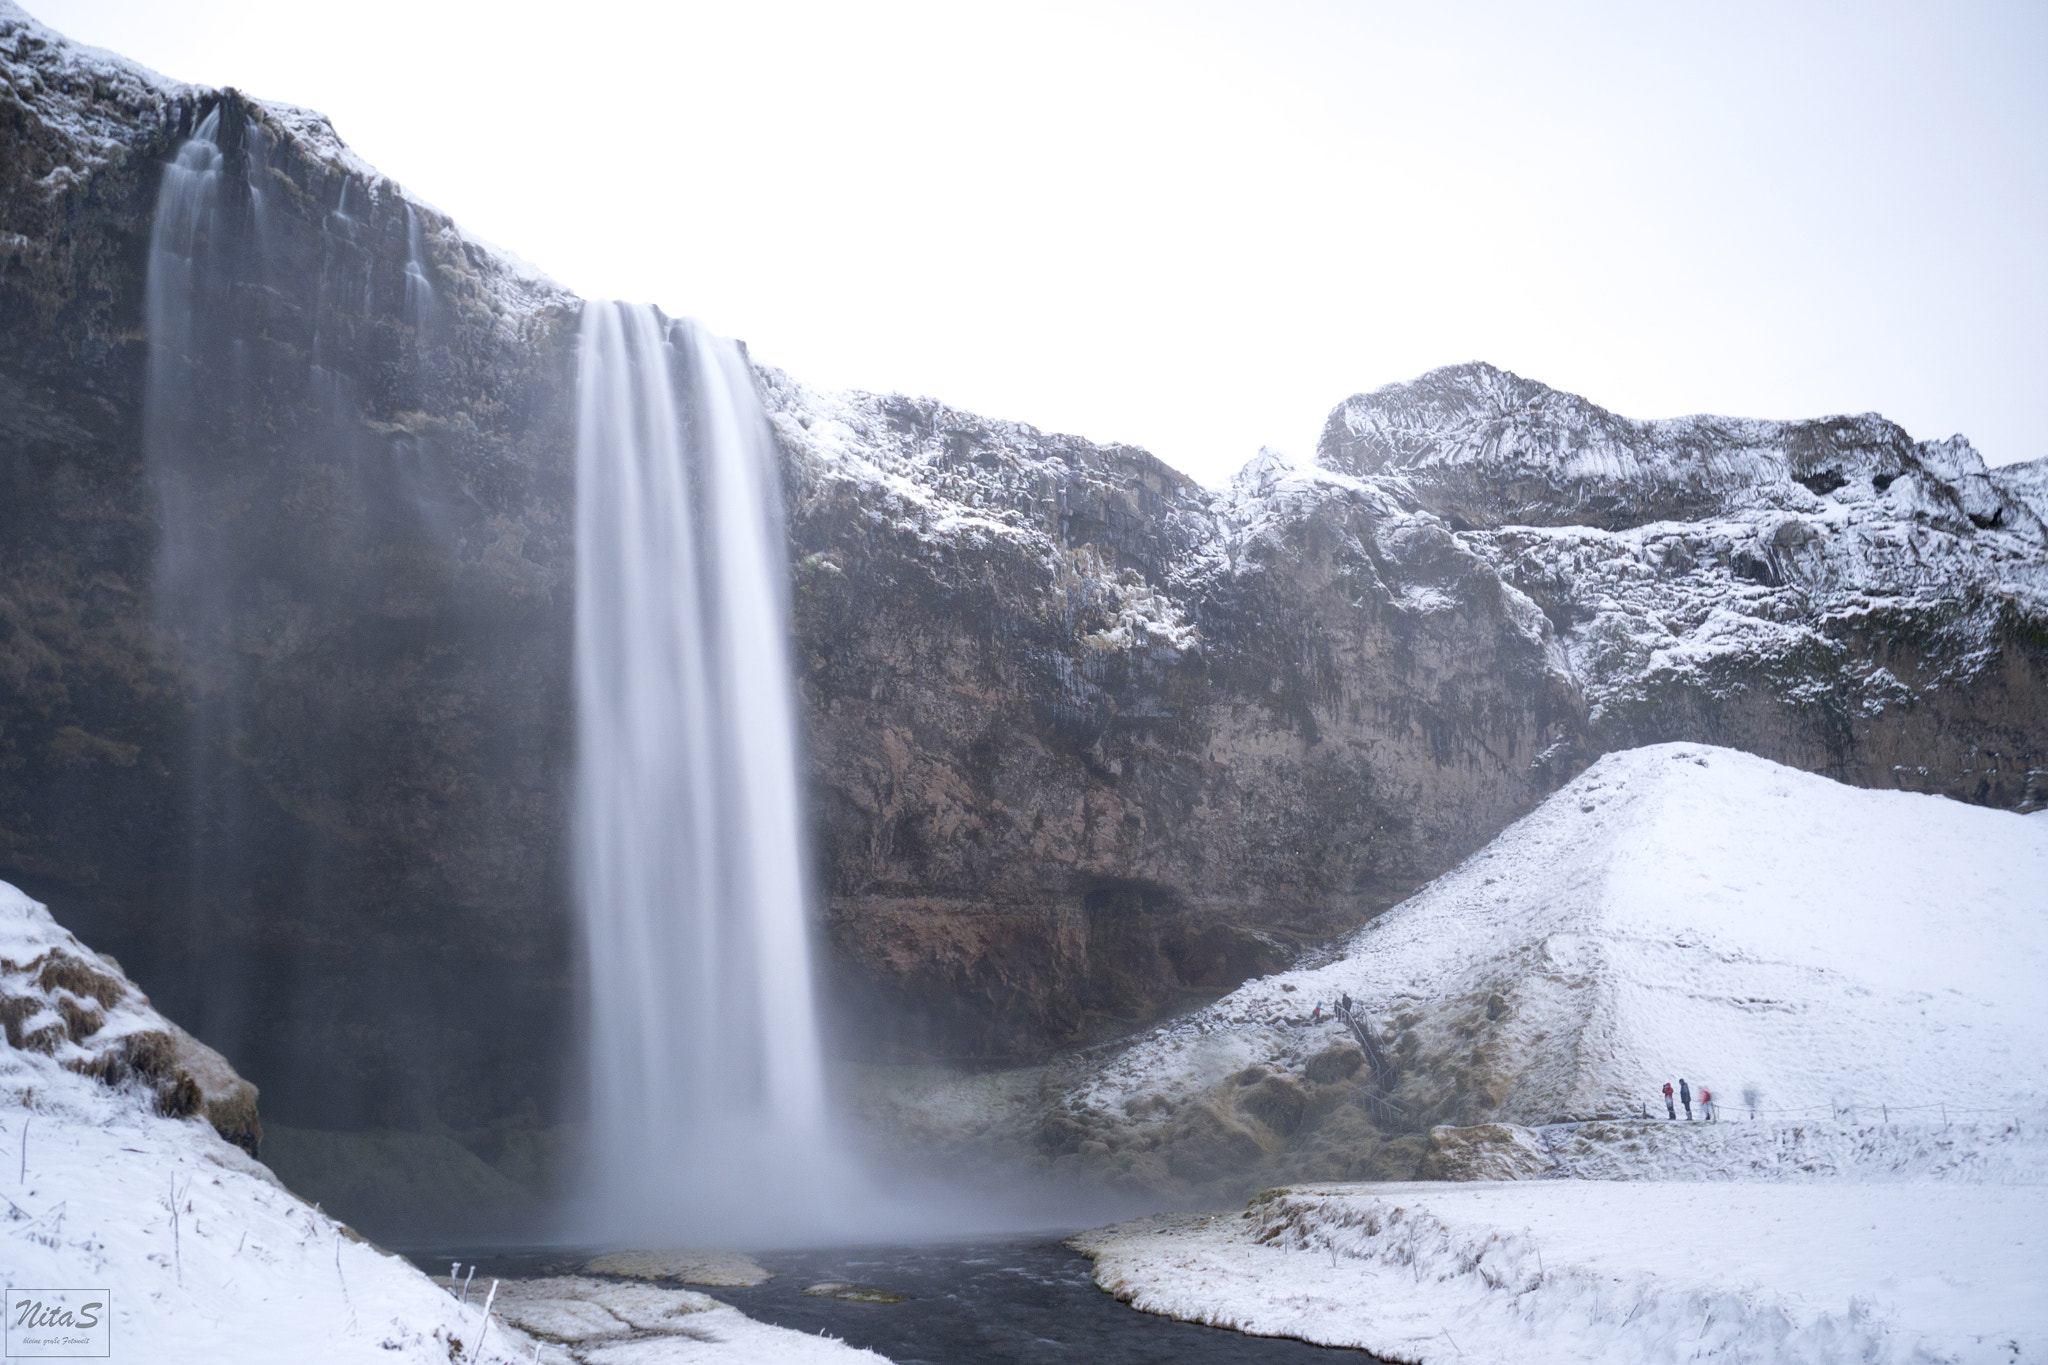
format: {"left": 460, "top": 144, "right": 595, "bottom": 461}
{"left": 31, "top": 0, "right": 2048, "bottom": 482}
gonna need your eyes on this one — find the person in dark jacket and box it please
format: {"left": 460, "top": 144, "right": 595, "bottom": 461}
{"left": 1679, "top": 1078, "right": 1693, "bottom": 1121}
{"left": 1662, "top": 1081, "right": 1676, "bottom": 1119}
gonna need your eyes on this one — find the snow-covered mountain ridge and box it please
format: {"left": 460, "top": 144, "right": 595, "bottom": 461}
{"left": 772, "top": 353, "right": 2048, "bottom": 836}
{"left": 1318, "top": 359, "right": 2042, "bottom": 536}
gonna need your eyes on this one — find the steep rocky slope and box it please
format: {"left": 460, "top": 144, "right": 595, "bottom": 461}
{"left": 1, "top": 877, "right": 259, "bottom": 1152}
{"left": 1, "top": 2, "right": 2044, "bottom": 1219}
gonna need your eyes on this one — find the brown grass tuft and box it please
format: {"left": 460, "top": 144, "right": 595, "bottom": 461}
{"left": 37, "top": 954, "right": 125, "bottom": 1009}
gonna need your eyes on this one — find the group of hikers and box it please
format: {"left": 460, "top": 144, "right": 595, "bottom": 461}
{"left": 1661, "top": 1077, "right": 1716, "bottom": 1121}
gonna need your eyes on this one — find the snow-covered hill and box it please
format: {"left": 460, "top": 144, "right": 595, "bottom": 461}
{"left": 1035, "top": 744, "right": 2048, "bottom": 1196}
{"left": 1064, "top": 747, "right": 2048, "bottom": 1358}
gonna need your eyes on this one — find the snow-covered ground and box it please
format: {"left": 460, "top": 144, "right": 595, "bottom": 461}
{"left": 1059, "top": 743, "right": 2048, "bottom": 1147}
{"left": 0, "top": 881, "right": 886, "bottom": 1364}
{"left": 1077, "top": 1178, "right": 2048, "bottom": 1364}
{"left": 1063, "top": 747, "right": 2048, "bottom": 1360}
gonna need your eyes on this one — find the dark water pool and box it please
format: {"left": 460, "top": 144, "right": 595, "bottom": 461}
{"left": 411, "top": 1236, "right": 1382, "bottom": 1363}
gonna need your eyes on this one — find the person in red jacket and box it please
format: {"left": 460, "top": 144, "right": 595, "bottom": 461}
{"left": 1699, "top": 1085, "right": 1715, "bottom": 1122}
{"left": 1662, "top": 1081, "right": 1675, "bottom": 1119}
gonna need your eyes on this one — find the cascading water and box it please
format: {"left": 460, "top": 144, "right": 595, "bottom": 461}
{"left": 574, "top": 300, "right": 845, "bottom": 1240}
{"left": 145, "top": 108, "right": 227, "bottom": 639}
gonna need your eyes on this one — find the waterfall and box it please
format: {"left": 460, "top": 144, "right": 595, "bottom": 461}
{"left": 145, "top": 108, "right": 226, "bottom": 633}
{"left": 403, "top": 205, "right": 437, "bottom": 333}
{"left": 574, "top": 300, "right": 840, "bottom": 1239}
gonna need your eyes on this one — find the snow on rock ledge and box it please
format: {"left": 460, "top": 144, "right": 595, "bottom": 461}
{"left": 0, "top": 880, "right": 259, "bottom": 1154}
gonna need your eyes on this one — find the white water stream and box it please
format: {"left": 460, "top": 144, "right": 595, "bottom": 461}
{"left": 573, "top": 301, "right": 840, "bottom": 1239}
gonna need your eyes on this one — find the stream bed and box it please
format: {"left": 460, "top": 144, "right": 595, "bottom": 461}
{"left": 413, "top": 1236, "right": 1381, "bottom": 1363}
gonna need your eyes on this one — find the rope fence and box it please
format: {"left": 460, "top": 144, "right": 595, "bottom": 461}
{"left": 1625, "top": 1099, "right": 2039, "bottom": 1125}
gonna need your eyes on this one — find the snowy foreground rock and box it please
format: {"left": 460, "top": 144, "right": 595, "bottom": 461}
{"left": 0, "top": 882, "right": 884, "bottom": 1364}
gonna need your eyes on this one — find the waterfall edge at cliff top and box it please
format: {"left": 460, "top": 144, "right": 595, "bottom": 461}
{"left": 574, "top": 299, "right": 863, "bottom": 1243}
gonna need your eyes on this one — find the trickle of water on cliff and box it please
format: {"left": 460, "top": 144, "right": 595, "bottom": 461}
{"left": 145, "top": 108, "right": 225, "bottom": 624}
{"left": 574, "top": 300, "right": 851, "bottom": 1242}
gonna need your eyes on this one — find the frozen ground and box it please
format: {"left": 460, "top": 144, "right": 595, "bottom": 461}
{"left": 0, "top": 881, "right": 885, "bottom": 1364}
{"left": 1077, "top": 1178, "right": 2048, "bottom": 1364}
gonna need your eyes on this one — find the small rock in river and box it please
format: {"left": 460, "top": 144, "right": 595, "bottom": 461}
{"left": 584, "top": 1249, "right": 772, "bottom": 1286}
{"left": 803, "top": 1281, "right": 906, "bottom": 1303}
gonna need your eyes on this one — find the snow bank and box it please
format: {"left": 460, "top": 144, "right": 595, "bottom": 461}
{"left": 0, "top": 882, "right": 889, "bottom": 1363}
{"left": 1076, "top": 1179, "right": 2048, "bottom": 1364}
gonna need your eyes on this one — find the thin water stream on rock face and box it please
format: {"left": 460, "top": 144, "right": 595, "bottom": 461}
{"left": 572, "top": 301, "right": 846, "bottom": 1242}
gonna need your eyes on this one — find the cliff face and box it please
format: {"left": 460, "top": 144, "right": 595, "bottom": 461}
{"left": 0, "top": 10, "right": 582, "bottom": 1140}
{"left": 765, "top": 378, "right": 1583, "bottom": 1059}
{"left": 1, "top": 3, "right": 2043, "bottom": 1177}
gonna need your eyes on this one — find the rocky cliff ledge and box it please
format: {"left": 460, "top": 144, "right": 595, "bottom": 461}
{"left": 2, "top": 3, "right": 2043, "bottom": 1167}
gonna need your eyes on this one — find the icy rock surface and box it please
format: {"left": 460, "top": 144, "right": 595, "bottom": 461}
{"left": 583, "top": 1251, "right": 775, "bottom": 1287}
